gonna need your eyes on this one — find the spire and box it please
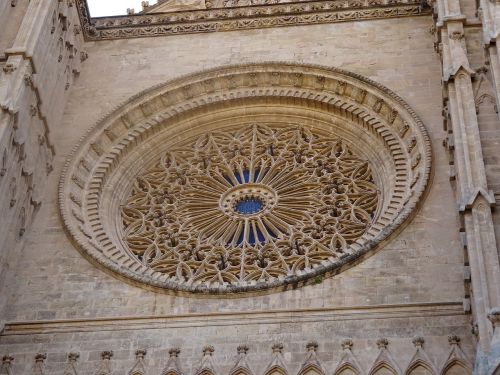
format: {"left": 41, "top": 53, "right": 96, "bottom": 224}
{"left": 128, "top": 350, "right": 147, "bottom": 375}
{"left": 161, "top": 348, "right": 183, "bottom": 375}
{"left": 404, "top": 337, "right": 437, "bottom": 374}
{"left": 33, "top": 354, "right": 46, "bottom": 375}
{"left": 229, "top": 345, "right": 253, "bottom": 375}
{"left": 440, "top": 336, "right": 472, "bottom": 374}
{"left": 63, "top": 353, "right": 80, "bottom": 375}
{"left": 367, "top": 339, "right": 401, "bottom": 375}
{"left": 95, "top": 351, "right": 113, "bottom": 375}
{"left": 333, "top": 339, "right": 363, "bottom": 375}
{"left": 298, "top": 342, "right": 324, "bottom": 375}
{"left": 0, "top": 355, "right": 14, "bottom": 375}
{"left": 488, "top": 309, "right": 500, "bottom": 375}
{"left": 264, "top": 343, "right": 289, "bottom": 375}
{"left": 195, "top": 346, "right": 217, "bottom": 375}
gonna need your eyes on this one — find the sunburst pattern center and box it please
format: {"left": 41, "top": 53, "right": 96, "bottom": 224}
{"left": 121, "top": 124, "right": 379, "bottom": 285}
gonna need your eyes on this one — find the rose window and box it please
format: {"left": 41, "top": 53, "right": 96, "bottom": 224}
{"left": 121, "top": 125, "right": 379, "bottom": 285}
{"left": 60, "top": 63, "right": 431, "bottom": 294}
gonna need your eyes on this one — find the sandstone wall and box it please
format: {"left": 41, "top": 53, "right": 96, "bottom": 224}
{"left": 0, "top": 0, "right": 85, "bottom": 328}
{"left": 0, "top": 12, "right": 477, "bottom": 375}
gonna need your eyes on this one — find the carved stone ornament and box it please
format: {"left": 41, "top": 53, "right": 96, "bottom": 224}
{"left": 59, "top": 63, "right": 432, "bottom": 295}
{"left": 74, "top": 0, "right": 430, "bottom": 41}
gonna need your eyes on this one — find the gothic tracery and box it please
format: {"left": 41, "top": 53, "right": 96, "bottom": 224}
{"left": 60, "top": 63, "right": 431, "bottom": 294}
{"left": 122, "top": 124, "right": 378, "bottom": 285}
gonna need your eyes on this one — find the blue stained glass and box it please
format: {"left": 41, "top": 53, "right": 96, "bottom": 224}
{"left": 233, "top": 170, "right": 252, "bottom": 184}
{"left": 248, "top": 230, "right": 256, "bottom": 246}
{"left": 235, "top": 198, "right": 264, "bottom": 215}
{"left": 257, "top": 227, "right": 266, "bottom": 242}
{"left": 253, "top": 169, "right": 260, "bottom": 182}
{"left": 226, "top": 169, "right": 260, "bottom": 185}
{"left": 264, "top": 223, "right": 276, "bottom": 238}
{"left": 235, "top": 173, "right": 242, "bottom": 184}
{"left": 236, "top": 231, "right": 244, "bottom": 246}
{"left": 243, "top": 170, "right": 250, "bottom": 183}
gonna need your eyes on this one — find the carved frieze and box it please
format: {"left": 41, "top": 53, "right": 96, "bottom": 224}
{"left": 75, "top": 0, "right": 430, "bottom": 41}
{"left": 0, "top": 338, "right": 470, "bottom": 375}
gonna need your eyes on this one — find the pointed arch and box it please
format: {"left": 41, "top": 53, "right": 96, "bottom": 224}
{"left": 265, "top": 365, "right": 289, "bottom": 375}
{"left": 197, "top": 369, "right": 216, "bottom": 375}
{"left": 334, "top": 363, "right": 360, "bottom": 375}
{"left": 128, "top": 349, "right": 147, "bottom": 375}
{"left": 297, "top": 364, "right": 324, "bottom": 375}
{"left": 440, "top": 360, "right": 469, "bottom": 375}
{"left": 161, "top": 348, "right": 183, "bottom": 375}
{"left": 405, "top": 361, "right": 434, "bottom": 375}
{"left": 231, "top": 367, "right": 253, "bottom": 375}
{"left": 369, "top": 362, "right": 398, "bottom": 375}
{"left": 476, "top": 93, "right": 497, "bottom": 108}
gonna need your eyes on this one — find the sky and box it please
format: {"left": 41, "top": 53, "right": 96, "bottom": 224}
{"left": 87, "top": 0, "right": 159, "bottom": 17}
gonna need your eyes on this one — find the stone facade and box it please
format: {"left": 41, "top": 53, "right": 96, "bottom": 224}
{"left": 0, "top": 0, "right": 499, "bottom": 374}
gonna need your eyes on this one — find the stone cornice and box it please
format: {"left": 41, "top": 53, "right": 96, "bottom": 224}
{"left": 2, "top": 302, "right": 463, "bottom": 335}
{"left": 75, "top": 0, "right": 431, "bottom": 41}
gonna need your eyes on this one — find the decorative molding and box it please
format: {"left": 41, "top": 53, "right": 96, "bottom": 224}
{"left": 264, "top": 342, "right": 289, "bottom": 375}
{"left": 368, "top": 339, "right": 401, "bottom": 375}
{"left": 58, "top": 62, "right": 432, "bottom": 295}
{"left": 129, "top": 350, "right": 147, "bottom": 375}
{"left": 1, "top": 302, "right": 462, "bottom": 336}
{"left": 196, "top": 346, "right": 217, "bottom": 375}
{"left": 0, "top": 339, "right": 474, "bottom": 375}
{"left": 63, "top": 353, "right": 80, "bottom": 375}
{"left": 33, "top": 354, "right": 47, "bottom": 375}
{"left": 75, "top": 0, "right": 431, "bottom": 41}
{"left": 298, "top": 342, "right": 324, "bottom": 375}
{"left": 439, "top": 336, "right": 472, "bottom": 375}
{"left": 95, "top": 351, "right": 113, "bottom": 375}
{"left": 0, "top": 355, "right": 14, "bottom": 375}
{"left": 230, "top": 345, "right": 253, "bottom": 375}
{"left": 404, "top": 337, "right": 437, "bottom": 375}
{"left": 334, "top": 339, "right": 363, "bottom": 375}
{"left": 161, "top": 348, "right": 183, "bottom": 375}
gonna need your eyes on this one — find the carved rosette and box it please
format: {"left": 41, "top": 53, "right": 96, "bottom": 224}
{"left": 59, "top": 63, "right": 431, "bottom": 294}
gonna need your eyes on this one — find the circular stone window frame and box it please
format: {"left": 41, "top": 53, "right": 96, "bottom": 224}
{"left": 59, "top": 62, "right": 432, "bottom": 296}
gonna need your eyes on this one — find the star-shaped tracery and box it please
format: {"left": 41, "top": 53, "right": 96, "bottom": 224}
{"left": 121, "top": 124, "right": 379, "bottom": 285}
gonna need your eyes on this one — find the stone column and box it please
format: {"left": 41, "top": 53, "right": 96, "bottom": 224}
{"left": 488, "top": 309, "right": 500, "bottom": 374}
{"left": 480, "top": 0, "right": 500, "bottom": 103}
{"left": 435, "top": 0, "right": 500, "bottom": 372}
{"left": 0, "top": 0, "right": 86, "bottom": 327}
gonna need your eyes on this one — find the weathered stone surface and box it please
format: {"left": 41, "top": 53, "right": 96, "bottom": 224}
{"left": 1, "top": 0, "right": 499, "bottom": 374}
